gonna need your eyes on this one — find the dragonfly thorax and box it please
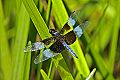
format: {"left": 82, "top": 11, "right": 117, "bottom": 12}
{"left": 49, "top": 29, "right": 60, "bottom": 36}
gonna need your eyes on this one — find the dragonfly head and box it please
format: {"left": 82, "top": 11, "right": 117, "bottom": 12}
{"left": 49, "top": 29, "right": 60, "bottom": 36}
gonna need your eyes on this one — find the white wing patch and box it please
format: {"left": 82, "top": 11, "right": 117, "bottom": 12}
{"left": 74, "top": 25, "right": 83, "bottom": 38}
{"left": 68, "top": 17, "right": 75, "bottom": 26}
{"left": 34, "top": 49, "right": 60, "bottom": 64}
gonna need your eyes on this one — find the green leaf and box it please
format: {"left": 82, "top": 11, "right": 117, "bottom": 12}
{"left": 0, "top": 0, "right": 12, "bottom": 80}
{"left": 86, "top": 68, "right": 96, "bottom": 80}
{"left": 52, "top": 0, "right": 90, "bottom": 77}
{"left": 22, "top": 0, "right": 51, "bottom": 39}
{"left": 11, "top": 3, "right": 30, "bottom": 80}
{"left": 52, "top": 0, "right": 68, "bottom": 29}
{"left": 45, "top": 0, "right": 52, "bottom": 26}
{"left": 3, "top": 0, "right": 15, "bottom": 17}
{"left": 48, "top": 60, "right": 53, "bottom": 77}
{"left": 40, "top": 69, "right": 50, "bottom": 80}
{"left": 108, "top": 1, "right": 120, "bottom": 74}
{"left": 57, "top": 65, "right": 74, "bottom": 80}
{"left": 23, "top": 41, "right": 31, "bottom": 80}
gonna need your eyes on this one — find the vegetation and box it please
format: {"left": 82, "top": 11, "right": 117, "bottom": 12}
{"left": 0, "top": 0, "right": 119, "bottom": 80}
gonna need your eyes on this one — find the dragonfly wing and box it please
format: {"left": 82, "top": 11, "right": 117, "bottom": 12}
{"left": 73, "top": 25, "right": 83, "bottom": 38}
{"left": 68, "top": 15, "right": 76, "bottom": 26}
{"left": 34, "top": 49, "right": 60, "bottom": 64}
{"left": 63, "top": 30, "right": 76, "bottom": 45}
{"left": 42, "top": 37, "right": 56, "bottom": 45}
{"left": 24, "top": 42, "right": 45, "bottom": 52}
{"left": 73, "top": 20, "right": 88, "bottom": 38}
{"left": 24, "top": 37, "right": 56, "bottom": 52}
{"left": 60, "top": 23, "right": 71, "bottom": 34}
{"left": 68, "top": 11, "right": 88, "bottom": 38}
{"left": 60, "top": 12, "right": 76, "bottom": 34}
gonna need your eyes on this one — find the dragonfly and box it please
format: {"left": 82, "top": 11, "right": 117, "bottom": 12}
{"left": 24, "top": 11, "right": 88, "bottom": 64}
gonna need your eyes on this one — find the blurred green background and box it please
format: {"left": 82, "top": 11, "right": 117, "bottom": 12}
{"left": 0, "top": 0, "right": 120, "bottom": 80}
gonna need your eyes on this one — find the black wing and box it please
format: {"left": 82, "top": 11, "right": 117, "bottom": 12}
{"left": 49, "top": 40, "right": 65, "bottom": 53}
{"left": 41, "top": 37, "right": 56, "bottom": 45}
{"left": 63, "top": 30, "right": 76, "bottom": 45}
{"left": 60, "top": 23, "right": 71, "bottom": 34}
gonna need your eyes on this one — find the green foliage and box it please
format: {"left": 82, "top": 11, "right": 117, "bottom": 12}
{"left": 0, "top": 0, "right": 119, "bottom": 80}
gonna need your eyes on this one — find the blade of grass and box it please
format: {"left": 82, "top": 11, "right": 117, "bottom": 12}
{"left": 38, "top": 0, "right": 44, "bottom": 13}
{"left": 7, "top": 28, "right": 15, "bottom": 39}
{"left": 22, "top": 0, "right": 51, "bottom": 39}
{"left": 109, "top": 2, "right": 120, "bottom": 74}
{"left": 52, "top": 0, "right": 73, "bottom": 75}
{"left": 52, "top": 0, "right": 68, "bottom": 29}
{"left": 71, "top": 41, "right": 90, "bottom": 77}
{"left": 45, "top": 0, "right": 52, "bottom": 26}
{"left": 23, "top": 41, "right": 31, "bottom": 80}
{"left": 36, "top": 63, "right": 43, "bottom": 80}
{"left": 48, "top": 60, "right": 53, "bottom": 77}
{"left": 83, "top": 31, "right": 114, "bottom": 79}
{"left": 12, "top": 3, "right": 30, "bottom": 80}
{"left": 90, "top": 2, "right": 111, "bottom": 50}
{"left": 3, "top": 0, "right": 15, "bottom": 17}
{"left": 84, "top": 31, "right": 108, "bottom": 76}
{"left": 0, "top": 0, "right": 12, "bottom": 80}
{"left": 82, "top": 2, "right": 114, "bottom": 79}
{"left": 40, "top": 69, "right": 50, "bottom": 80}
{"left": 22, "top": 0, "right": 52, "bottom": 80}
{"left": 86, "top": 68, "right": 96, "bottom": 80}
{"left": 57, "top": 65, "right": 74, "bottom": 80}
{"left": 52, "top": 55, "right": 74, "bottom": 79}
{"left": 15, "top": 0, "right": 22, "bottom": 13}
{"left": 52, "top": 0, "right": 90, "bottom": 77}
